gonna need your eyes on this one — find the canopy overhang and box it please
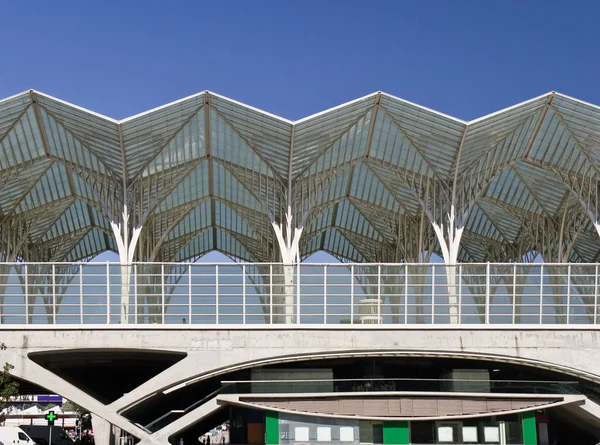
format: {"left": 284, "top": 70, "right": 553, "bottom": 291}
{"left": 1, "top": 89, "right": 600, "bottom": 264}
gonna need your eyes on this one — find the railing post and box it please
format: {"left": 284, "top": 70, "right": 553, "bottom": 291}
{"left": 512, "top": 263, "right": 517, "bottom": 324}
{"left": 377, "top": 264, "right": 381, "bottom": 324}
{"left": 188, "top": 265, "right": 192, "bottom": 324}
{"left": 485, "top": 262, "right": 490, "bottom": 325}
{"left": 52, "top": 264, "right": 56, "bottom": 324}
{"left": 242, "top": 264, "right": 246, "bottom": 325}
{"left": 215, "top": 264, "right": 219, "bottom": 325}
{"left": 458, "top": 264, "right": 462, "bottom": 324}
{"left": 24, "top": 263, "right": 29, "bottom": 325}
{"left": 323, "top": 264, "right": 327, "bottom": 325}
{"left": 296, "top": 262, "right": 301, "bottom": 324}
{"left": 350, "top": 265, "right": 354, "bottom": 325}
{"left": 269, "top": 264, "right": 273, "bottom": 324}
{"left": 133, "top": 264, "right": 137, "bottom": 324}
{"left": 161, "top": 264, "right": 165, "bottom": 324}
{"left": 79, "top": 264, "right": 83, "bottom": 324}
{"left": 106, "top": 262, "right": 110, "bottom": 324}
{"left": 567, "top": 264, "right": 571, "bottom": 324}
{"left": 404, "top": 265, "right": 408, "bottom": 325}
{"left": 539, "top": 264, "right": 544, "bottom": 324}
{"left": 595, "top": 264, "right": 598, "bottom": 324}
{"left": 431, "top": 264, "right": 435, "bottom": 324}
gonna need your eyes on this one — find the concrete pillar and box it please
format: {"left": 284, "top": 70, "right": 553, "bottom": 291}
{"left": 383, "top": 420, "right": 409, "bottom": 444}
{"left": 92, "top": 415, "right": 116, "bottom": 445}
{"left": 521, "top": 410, "right": 538, "bottom": 445}
{"left": 265, "top": 411, "right": 279, "bottom": 445}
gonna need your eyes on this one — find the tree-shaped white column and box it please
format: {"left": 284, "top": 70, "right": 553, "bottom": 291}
{"left": 110, "top": 205, "right": 143, "bottom": 324}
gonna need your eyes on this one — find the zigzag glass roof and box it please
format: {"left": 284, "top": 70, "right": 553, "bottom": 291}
{"left": 1, "top": 89, "right": 600, "bottom": 263}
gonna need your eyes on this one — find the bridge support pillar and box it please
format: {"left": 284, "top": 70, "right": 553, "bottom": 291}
{"left": 92, "top": 415, "right": 117, "bottom": 445}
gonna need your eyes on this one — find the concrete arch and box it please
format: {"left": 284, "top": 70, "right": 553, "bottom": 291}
{"left": 160, "top": 349, "right": 600, "bottom": 393}
{"left": 2, "top": 325, "right": 600, "bottom": 445}
{"left": 107, "top": 326, "right": 600, "bottom": 413}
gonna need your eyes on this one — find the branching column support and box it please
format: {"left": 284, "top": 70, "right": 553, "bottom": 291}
{"left": 271, "top": 206, "right": 304, "bottom": 324}
{"left": 430, "top": 205, "right": 464, "bottom": 324}
{"left": 582, "top": 205, "right": 600, "bottom": 240}
{"left": 110, "top": 205, "right": 142, "bottom": 324}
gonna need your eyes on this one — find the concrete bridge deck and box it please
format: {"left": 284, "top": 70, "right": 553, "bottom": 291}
{"left": 1, "top": 324, "right": 600, "bottom": 444}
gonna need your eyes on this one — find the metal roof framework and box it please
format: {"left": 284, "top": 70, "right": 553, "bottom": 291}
{"left": 1, "top": 90, "right": 600, "bottom": 265}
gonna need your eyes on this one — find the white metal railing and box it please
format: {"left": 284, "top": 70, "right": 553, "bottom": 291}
{"left": 0, "top": 262, "right": 597, "bottom": 325}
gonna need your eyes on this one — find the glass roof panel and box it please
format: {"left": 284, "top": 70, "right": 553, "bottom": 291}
{"left": 529, "top": 109, "right": 595, "bottom": 177}
{"left": 313, "top": 168, "right": 350, "bottom": 206}
{"left": 0, "top": 92, "right": 30, "bottom": 139}
{"left": 369, "top": 111, "right": 434, "bottom": 178}
{"left": 215, "top": 228, "right": 255, "bottom": 262}
{"left": 380, "top": 95, "right": 465, "bottom": 179}
{"left": 512, "top": 162, "right": 567, "bottom": 214}
{"left": 17, "top": 163, "right": 72, "bottom": 213}
{"left": 64, "top": 227, "right": 108, "bottom": 262}
{"left": 322, "top": 228, "right": 366, "bottom": 263}
{"left": 305, "top": 110, "right": 371, "bottom": 177}
{"left": 485, "top": 168, "right": 543, "bottom": 215}
{"left": 552, "top": 94, "right": 600, "bottom": 167}
{"left": 209, "top": 94, "right": 292, "bottom": 179}
{"left": 141, "top": 106, "right": 206, "bottom": 178}
{"left": 40, "top": 107, "right": 107, "bottom": 175}
{"left": 166, "top": 199, "right": 211, "bottom": 241}
{"left": 464, "top": 203, "right": 505, "bottom": 243}
{"left": 293, "top": 94, "right": 377, "bottom": 177}
{"left": 475, "top": 198, "right": 523, "bottom": 242}
{"left": 35, "top": 93, "right": 122, "bottom": 176}
{"left": 0, "top": 160, "right": 53, "bottom": 214}
{"left": 123, "top": 94, "right": 206, "bottom": 178}
{"left": 213, "top": 161, "right": 262, "bottom": 211}
{"left": 460, "top": 95, "right": 548, "bottom": 173}
{"left": 156, "top": 161, "right": 210, "bottom": 212}
{"left": 210, "top": 107, "right": 272, "bottom": 177}
{"left": 41, "top": 199, "right": 92, "bottom": 242}
{"left": 301, "top": 231, "right": 322, "bottom": 258}
{"left": 0, "top": 107, "right": 46, "bottom": 170}
{"left": 171, "top": 228, "right": 213, "bottom": 262}
{"left": 334, "top": 200, "right": 382, "bottom": 241}
{"left": 349, "top": 163, "right": 401, "bottom": 213}
{"left": 1, "top": 90, "right": 600, "bottom": 262}
{"left": 214, "top": 200, "right": 254, "bottom": 238}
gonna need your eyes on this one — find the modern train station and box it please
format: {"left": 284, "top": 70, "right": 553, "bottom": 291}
{"left": 0, "top": 89, "right": 600, "bottom": 445}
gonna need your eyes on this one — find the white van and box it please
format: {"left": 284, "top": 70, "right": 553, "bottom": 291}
{"left": 0, "top": 427, "right": 35, "bottom": 445}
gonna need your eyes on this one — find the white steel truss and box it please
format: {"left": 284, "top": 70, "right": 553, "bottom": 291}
{"left": 1, "top": 90, "right": 600, "bottom": 269}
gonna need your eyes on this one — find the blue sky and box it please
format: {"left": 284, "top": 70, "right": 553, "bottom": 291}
{"left": 1, "top": 1, "right": 599, "bottom": 121}
{"left": 0, "top": 1, "right": 595, "bottom": 263}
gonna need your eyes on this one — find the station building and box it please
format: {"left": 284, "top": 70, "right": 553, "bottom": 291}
{"left": 1, "top": 90, "right": 600, "bottom": 445}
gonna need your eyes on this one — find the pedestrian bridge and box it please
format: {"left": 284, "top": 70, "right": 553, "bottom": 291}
{"left": 1, "top": 262, "right": 600, "bottom": 445}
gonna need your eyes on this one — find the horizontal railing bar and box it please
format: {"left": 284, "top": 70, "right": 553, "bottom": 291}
{"left": 1, "top": 262, "right": 599, "bottom": 325}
